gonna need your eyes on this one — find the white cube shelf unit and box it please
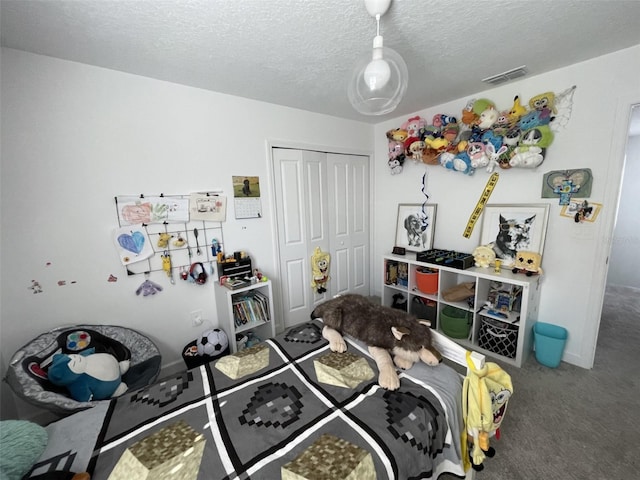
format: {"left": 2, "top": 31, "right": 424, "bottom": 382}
{"left": 214, "top": 280, "right": 276, "bottom": 353}
{"left": 382, "top": 254, "right": 541, "bottom": 367}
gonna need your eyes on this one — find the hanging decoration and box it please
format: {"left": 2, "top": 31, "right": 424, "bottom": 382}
{"left": 386, "top": 86, "right": 577, "bottom": 175}
{"left": 463, "top": 172, "right": 500, "bottom": 239}
{"left": 542, "top": 168, "right": 593, "bottom": 201}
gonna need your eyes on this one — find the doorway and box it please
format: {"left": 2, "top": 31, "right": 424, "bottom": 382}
{"left": 606, "top": 104, "right": 640, "bottom": 288}
{"left": 271, "top": 147, "right": 371, "bottom": 329}
{"left": 590, "top": 102, "right": 640, "bottom": 366}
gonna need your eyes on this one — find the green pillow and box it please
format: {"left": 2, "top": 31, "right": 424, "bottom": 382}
{"left": 0, "top": 420, "right": 48, "bottom": 480}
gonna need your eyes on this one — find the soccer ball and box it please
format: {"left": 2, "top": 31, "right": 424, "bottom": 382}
{"left": 196, "top": 328, "right": 229, "bottom": 356}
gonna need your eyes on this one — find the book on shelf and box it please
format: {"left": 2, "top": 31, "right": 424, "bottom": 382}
{"left": 232, "top": 291, "right": 271, "bottom": 325}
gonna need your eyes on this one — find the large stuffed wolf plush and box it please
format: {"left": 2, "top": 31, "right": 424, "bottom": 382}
{"left": 311, "top": 294, "right": 442, "bottom": 390}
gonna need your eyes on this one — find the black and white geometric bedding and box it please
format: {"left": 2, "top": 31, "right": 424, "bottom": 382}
{"left": 27, "top": 320, "right": 466, "bottom": 479}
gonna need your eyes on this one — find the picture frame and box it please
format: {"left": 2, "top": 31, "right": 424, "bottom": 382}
{"left": 560, "top": 200, "right": 602, "bottom": 223}
{"left": 480, "top": 204, "right": 550, "bottom": 268}
{"left": 394, "top": 203, "right": 437, "bottom": 253}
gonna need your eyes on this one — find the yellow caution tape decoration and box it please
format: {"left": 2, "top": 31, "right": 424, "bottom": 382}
{"left": 463, "top": 172, "right": 499, "bottom": 238}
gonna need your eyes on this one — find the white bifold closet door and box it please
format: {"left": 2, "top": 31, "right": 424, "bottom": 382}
{"left": 272, "top": 148, "right": 370, "bottom": 328}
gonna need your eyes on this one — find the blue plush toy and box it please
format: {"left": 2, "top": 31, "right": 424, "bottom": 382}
{"left": 47, "top": 348, "right": 129, "bottom": 402}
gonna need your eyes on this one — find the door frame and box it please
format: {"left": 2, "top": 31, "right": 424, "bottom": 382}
{"left": 266, "top": 139, "right": 375, "bottom": 333}
{"left": 587, "top": 94, "right": 640, "bottom": 368}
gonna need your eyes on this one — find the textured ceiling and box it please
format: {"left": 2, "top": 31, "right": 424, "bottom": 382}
{"left": 2, "top": 0, "right": 640, "bottom": 125}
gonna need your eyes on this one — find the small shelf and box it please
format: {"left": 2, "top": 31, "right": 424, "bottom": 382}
{"left": 215, "top": 280, "right": 276, "bottom": 353}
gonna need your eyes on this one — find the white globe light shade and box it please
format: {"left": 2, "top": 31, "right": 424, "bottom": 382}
{"left": 348, "top": 44, "right": 408, "bottom": 115}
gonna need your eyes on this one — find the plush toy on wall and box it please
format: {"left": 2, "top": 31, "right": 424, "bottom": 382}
{"left": 47, "top": 348, "right": 129, "bottom": 402}
{"left": 311, "top": 294, "right": 442, "bottom": 391}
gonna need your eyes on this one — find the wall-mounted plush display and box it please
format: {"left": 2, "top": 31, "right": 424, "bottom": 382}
{"left": 386, "top": 86, "right": 577, "bottom": 175}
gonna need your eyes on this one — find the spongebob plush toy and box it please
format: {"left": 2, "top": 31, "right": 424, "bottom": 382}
{"left": 512, "top": 251, "right": 543, "bottom": 276}
{"left": 463, "top": 352, "right": 513, "bottom": 471}
{"left": 311, "top": 247, "right": 330, "bottom": 294}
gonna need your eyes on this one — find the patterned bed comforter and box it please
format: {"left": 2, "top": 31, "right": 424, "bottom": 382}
{"left": 28, "top": 320, "right": 467, "bottom": 479}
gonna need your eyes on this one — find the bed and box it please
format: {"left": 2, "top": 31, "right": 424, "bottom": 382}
{"left": 24, "top": 319, "right": 482, "bottom": 480}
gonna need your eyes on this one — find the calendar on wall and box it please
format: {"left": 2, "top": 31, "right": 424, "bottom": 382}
{"left": 232, "top": 175, "right": 262, "bottom": 219}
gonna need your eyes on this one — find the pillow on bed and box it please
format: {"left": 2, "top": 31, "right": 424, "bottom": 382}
{"left": 0, "top": 420, "right": 48, "bottom": 480}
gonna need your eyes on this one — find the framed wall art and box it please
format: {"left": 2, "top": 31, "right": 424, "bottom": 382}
{"left": 480, "top": 204, "right": 550, "bottom": 268}
{"left": 394, "top": 203, "right": 437, "bottom": 253}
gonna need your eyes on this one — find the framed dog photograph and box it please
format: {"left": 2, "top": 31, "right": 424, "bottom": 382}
{"left": 480, "top": 204, "right": 550, "bottom": 268}
{"left": 394, "top": 203, "right": 437, "bottom": 253}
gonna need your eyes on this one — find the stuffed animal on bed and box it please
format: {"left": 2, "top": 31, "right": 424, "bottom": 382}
{"left": 47, "top": 348, "right": 129, "bottom": 402}
{"left": 311, "top": 294, "right": 442, "bottom": 390}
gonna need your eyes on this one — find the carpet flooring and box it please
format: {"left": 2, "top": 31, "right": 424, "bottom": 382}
{"left": 443, "top": 284, "right": 639, "bottom": 479}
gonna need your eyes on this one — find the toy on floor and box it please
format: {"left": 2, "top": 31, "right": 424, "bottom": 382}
{"left": 47, "top": 348, "right": 129, "bottom": 402}
{"left": 311, "top": 294, "right": 442, "bottom": 391}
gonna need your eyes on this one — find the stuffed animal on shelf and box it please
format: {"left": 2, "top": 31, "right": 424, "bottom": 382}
{"left": 472, "top": 245, "right": 496, "bottom": 268}
{"left": 311, "top": 294, "right": 442, "bottom": 391}
{"left": 512, "top": 251, "right": 543, "bottom": 276}
{"left": 47, "top": 348, "right": 129, "bottom": 402}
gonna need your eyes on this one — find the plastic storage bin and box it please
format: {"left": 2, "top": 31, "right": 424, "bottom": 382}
{"left": 440, "top": 306, "right": 471, "bottom": 339}
{"left": 533, "top": 322, "right": 568, "bottom": 368}
{"left": 415, "top": 267, "right": 438, "bottom": 294}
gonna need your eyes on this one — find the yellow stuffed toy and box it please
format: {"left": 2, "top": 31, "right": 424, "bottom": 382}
{"left": 462, "top": 351, "right": 513, "bottom": 471}
{"left": 310, "top": 247, "right": 330, "bottom": 294}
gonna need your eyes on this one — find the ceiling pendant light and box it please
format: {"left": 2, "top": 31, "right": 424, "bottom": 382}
{"left": 348, "top": 0, "right": 408, "bottom": 116}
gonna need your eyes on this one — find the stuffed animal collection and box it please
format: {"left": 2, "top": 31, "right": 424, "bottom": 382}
{"left": 385, "top": 86, "right": 576, "bottom": 175}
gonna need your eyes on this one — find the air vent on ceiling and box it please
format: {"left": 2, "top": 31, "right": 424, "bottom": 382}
{"left": 482, "top": 65, "right": 528, "bottom": 85}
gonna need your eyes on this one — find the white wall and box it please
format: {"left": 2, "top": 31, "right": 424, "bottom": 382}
{"left": 607, "top": 132, "right": 640, "bottom": 287}
{"left": 373, "top": 45, "right": 640, "bottom": 369}
{"left": 0, "top": 48, "right": 373, "bottom": 419}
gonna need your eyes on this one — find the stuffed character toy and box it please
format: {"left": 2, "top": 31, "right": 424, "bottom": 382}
{"left": 509, "top": 146, "right": 545, "bottom": 168}
{"left": 387, "top": 138, "right": 406, "bottom": 174}
{"left": 472, "top": 245, "right": 496, "bottom": 268}
{"left": 47, "top": 348, "right": 129, "bottom": 402}
{"left": 311, "top": 294, "right": 442, "bottom": 391}
{"left": 528, "top": 91, "right": 557, "bottom": 114}
{"left": 476, "top": 106, "right": 499, "bottom": 130}
{"left": 507, "top": 95, "right": 528, "bottom": 124}
{"left": 386, "top": 128, "right": 408, "bottom": 143}
{"left": 463, "top": 352, "right": 513, "bottom": 471}
{"left": 310, "top": 246, "right": 330, "bottom": 294}
{"left": 421, "top": 146, "right": 441, "bottom": 165}
{"left": 401, "top": 116, "right": 427, "bottom": 139}
{"left": 460, "top": 99, "right": 478, "bottom": 126}
{"left": 484, "top": 143, "right": 509, "bottom": 173}
{"left": 453, "top": 151, "right": 476, "bottom": 175}
{"left": 512, "top": 251, "right": 543, "bottom": 276}
{"left": 468, "top": 142, "right": 489, "bottom": 169}
{"left": 471, "top": 98, "right": 495, "bottom": 117}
